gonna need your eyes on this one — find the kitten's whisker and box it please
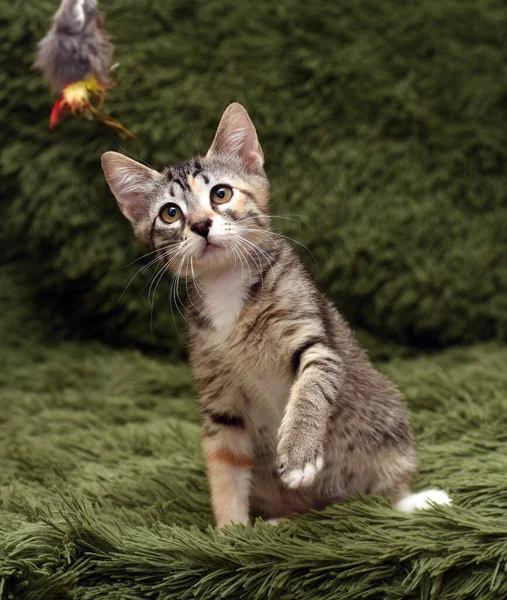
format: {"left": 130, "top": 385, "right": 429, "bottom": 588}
{"left": 163, "top": 253, "right": 191, "bottom": 344}
{"left": 245, "top": 238, "right": 287, "bottom": 276}
{"left": 228, "top": 240, "right": 239, "bottom": 271}
{"left": 235, "top": 238, "right": 265, "bottom": 292}
{"left": 149, "top": 261, "right": 170, "bottom": 337}
{"left": 227, "top": 239, "right": 241, "bottom": 277}
{"left": 173, "top": 254, "right": 192, "bottom": 327}
{"left": 229, "top": 239, "right": 247, "bottom": 285}
{"left": 189, "top": 257, "right": 201, "bottom": 307}
{"left": 232, "top": 233, "right": 261, "bottom": 272}
{"left": 190, "top": 261, "right": 208, "bottom": 297}
{"left": 233, "top": 236, "right": 264, "bottom": 284}
{"left": 185, "top": 256, "right": 207, "bottom": 312}
{"left": 227, "top": 238, "right": 243, "bottom": 278}
{"left": 115, "top": 141, "right": 156, "bottom": 170}
{"left": 148, "top": 259, "right": 171, "bottom": 309}
{"left": 237, "top": 227, "right": 316, "bottom": 265}
{"left": 234, "top": 235, "right": 270, "bottom": 271}
{"left": 118, "top": 257, "right": 164, "bottom": 304}
{"left": 183, "top": 255, "right": 191, "bottom": 297}
{"left": 185, "top": 256, "right": 203, "bottom": 313}
{"left": 231, "top": 238, "right": 253, "bottom": 284}
{"left": 148, "top": 246, "right": 185, "bottom": 305}
{"left": 237, "top": 214, "right": 304, "bottom": 227}
{"left": 148, "top": 246, "right": 187, "bottom": 338}
{"left": 235, "top": 234, "right": 286, "bottom": 275}
{"left": 168, "top": 265, "right": 181, "bottom": 341}
{"left": 171, "top": 265, "right": 180, "bottom": 329}
{"left": 138, "top": 247, "right": 182, "bottom": 299}
{"left": 117, "top": 246, "right": 179, "bottom": 305}
{"left": 184, "top": 107, "right": 201, "bottom": 156}
{"left": 122, "top": 242, "right": 177, "bottom": 268}
{"left": 190, "top": 257, "right": 207, "bottom": 304}
{"left": 266, "top": 231, "right": 315, "bottom": 263}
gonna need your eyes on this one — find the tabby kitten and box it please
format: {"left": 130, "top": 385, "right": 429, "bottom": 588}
{"left": 102, "top": 103, "right": 451, "bottom": 527}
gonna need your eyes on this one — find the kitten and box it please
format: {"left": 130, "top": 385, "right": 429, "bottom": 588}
{"left": 102, "top": 103, "right": 451, "bottom": 527}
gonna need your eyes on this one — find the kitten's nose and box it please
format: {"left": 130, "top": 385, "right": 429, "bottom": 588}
{"left": 191, "top": 218, "right": 212, "bottom": 239}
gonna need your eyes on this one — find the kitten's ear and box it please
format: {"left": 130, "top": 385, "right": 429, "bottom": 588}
{"left": 206, "top": 103, "right": 264, "bottom": 173}
{"left": 101, "top": 152, "right": 161, "bottom": 223}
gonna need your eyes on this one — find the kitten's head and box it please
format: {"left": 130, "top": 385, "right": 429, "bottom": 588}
{"left": 102, "top": 103, "right": 270, "bottom": 277}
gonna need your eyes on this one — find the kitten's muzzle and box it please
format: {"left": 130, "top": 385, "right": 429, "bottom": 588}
{"left": 191, "top": 218, "right": 212, "bottom": 239}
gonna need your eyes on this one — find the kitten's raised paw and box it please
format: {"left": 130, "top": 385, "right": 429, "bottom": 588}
{"left": 278, "top": 455, "right": 324, "bottom": 489}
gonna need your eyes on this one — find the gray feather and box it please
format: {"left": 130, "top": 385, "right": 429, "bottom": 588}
{"left": 33, "top": 0, "right": 113, "bottom": 92}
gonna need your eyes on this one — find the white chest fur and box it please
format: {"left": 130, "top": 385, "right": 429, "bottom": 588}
{"left": 201, "top": 269, "right": 248, "bottom": 338}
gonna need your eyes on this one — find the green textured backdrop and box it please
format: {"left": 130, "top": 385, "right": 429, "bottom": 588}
{"left": 2, "top": 0, "right": 507, "bottom": 354}
{"left": 1, "top": 0, "right": 507, "bottom": 598}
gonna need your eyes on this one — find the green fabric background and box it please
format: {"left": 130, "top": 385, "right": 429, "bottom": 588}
{"left": 1, "top": 0, "right": 507, "bottom": 598}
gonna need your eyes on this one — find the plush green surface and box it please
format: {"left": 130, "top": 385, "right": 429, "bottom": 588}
{"left": 2, "top": 0, "right": 507, "bottom": 353}
{"left": 1, "top": 266, "right": 507, "bottom": 599}
{"left": 1, "top": 0, "right": 507, "bottom": 598}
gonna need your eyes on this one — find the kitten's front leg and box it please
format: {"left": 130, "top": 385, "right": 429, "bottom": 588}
{"left": 202, "top": 406, "right": 253, "bottom": 528}
{"left": 277, "top": 339, "right": 345, "bottom": 489}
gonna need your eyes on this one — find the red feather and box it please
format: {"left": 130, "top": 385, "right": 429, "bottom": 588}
{"left": 49, "top": 96, "right": 68, "bottom": 129}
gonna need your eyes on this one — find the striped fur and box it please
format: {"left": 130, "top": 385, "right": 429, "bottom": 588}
{"left": 102, "top": 103, "right": 450, "bottom": 528}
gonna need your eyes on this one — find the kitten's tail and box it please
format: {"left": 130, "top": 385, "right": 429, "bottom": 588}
{"left": 396, "top": 488, "right": 452, "bottom": 512}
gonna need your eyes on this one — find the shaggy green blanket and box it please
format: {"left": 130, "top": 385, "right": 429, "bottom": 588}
{"left": 1, "top": 268, "right": 507, "bottom": 599}
{"left": 1, "top": 0, "right": 507, "bottom": 598}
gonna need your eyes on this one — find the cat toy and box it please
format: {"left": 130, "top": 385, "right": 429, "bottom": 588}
{"left": 33, "top": 0, "right": 134, "bottom": 137}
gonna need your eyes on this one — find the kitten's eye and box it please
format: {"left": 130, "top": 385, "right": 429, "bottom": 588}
{"left": 160, "top": 203, "right": 182, "bottom": 224}
{"left": 210, "top": 185, "right": 233, "bottom": 205}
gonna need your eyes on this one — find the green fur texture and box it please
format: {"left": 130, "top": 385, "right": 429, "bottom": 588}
{"left": 2, "top": 0, "right": 507, "bottom": 353}
{"left": 1, "top": 266, "right": 507, "bottom": 599}
{"left": 1, "top": 0, "right": 507, "bottom": 597}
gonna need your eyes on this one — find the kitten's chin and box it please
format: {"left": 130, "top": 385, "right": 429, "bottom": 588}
{"left": 192, "top": 242, "right": 233, "bottom": 276}
{"left": 201, "top": 242, "right": 223, "bottom": 258}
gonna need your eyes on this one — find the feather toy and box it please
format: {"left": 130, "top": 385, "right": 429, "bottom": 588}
{"left": 34, "top": 0, "right": 133, "bottom": 137}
